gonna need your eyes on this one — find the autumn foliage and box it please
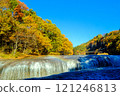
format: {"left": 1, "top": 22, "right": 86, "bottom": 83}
{"left": 0, "top": 0, "right": 73, "bottom": 56}
{"left": 74, "top": 30, "right": 120, "bottom": 55}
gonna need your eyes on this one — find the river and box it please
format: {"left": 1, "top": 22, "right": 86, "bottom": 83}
{"left": 0, "top": 55, "right": 120, "bottom": 80}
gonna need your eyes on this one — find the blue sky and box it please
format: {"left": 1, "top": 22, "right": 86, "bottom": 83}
{"left": 21, "top": 0, "right": 120, "bottom": 47}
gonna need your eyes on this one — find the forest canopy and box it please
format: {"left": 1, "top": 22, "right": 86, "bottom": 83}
{"left": 74, "top": 30, "right": 120, "bottom": 55}
{"left": 0, "top": 0, "right": 73, "bottom": 57}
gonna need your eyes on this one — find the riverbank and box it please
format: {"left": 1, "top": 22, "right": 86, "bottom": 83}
{"left": 0, "top": 52, "right": 110, "bottom": 60}
{"left": 0, "top": 52, "right": 40, "bottom": 59}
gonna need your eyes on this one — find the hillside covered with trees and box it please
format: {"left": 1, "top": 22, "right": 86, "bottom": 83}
{"left": 74, "top": 30, "right": 120, "bottom": 55}
{"left": 0, "top": 0, "right": 73, "bottom": 58}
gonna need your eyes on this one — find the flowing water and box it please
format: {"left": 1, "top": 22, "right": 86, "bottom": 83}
{"left": 0, "top": 55, "right": 120, "bottom": 80}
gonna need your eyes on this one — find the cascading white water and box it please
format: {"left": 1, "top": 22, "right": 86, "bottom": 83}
{"left": 0, "top": 56, "right": 78, "bottom": 80}
{"left": 0, "top": 55, "right": 120, "bottom": 80}
{"left": 78, "top": 55, "right": 120, "bottom": 69}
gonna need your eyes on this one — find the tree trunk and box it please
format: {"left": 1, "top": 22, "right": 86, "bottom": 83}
{"left": 14, "top": 34, "right": 18, "bottom": 56}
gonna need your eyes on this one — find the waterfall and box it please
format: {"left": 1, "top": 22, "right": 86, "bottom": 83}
{"left": 0, "top": 56, "right": 78, "bottom": 80}
{"left": 0, "top": 55, "right": 120, "bottom": 80}
{"left": 78, "top": 55, "right": 120, "bottom": 70}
